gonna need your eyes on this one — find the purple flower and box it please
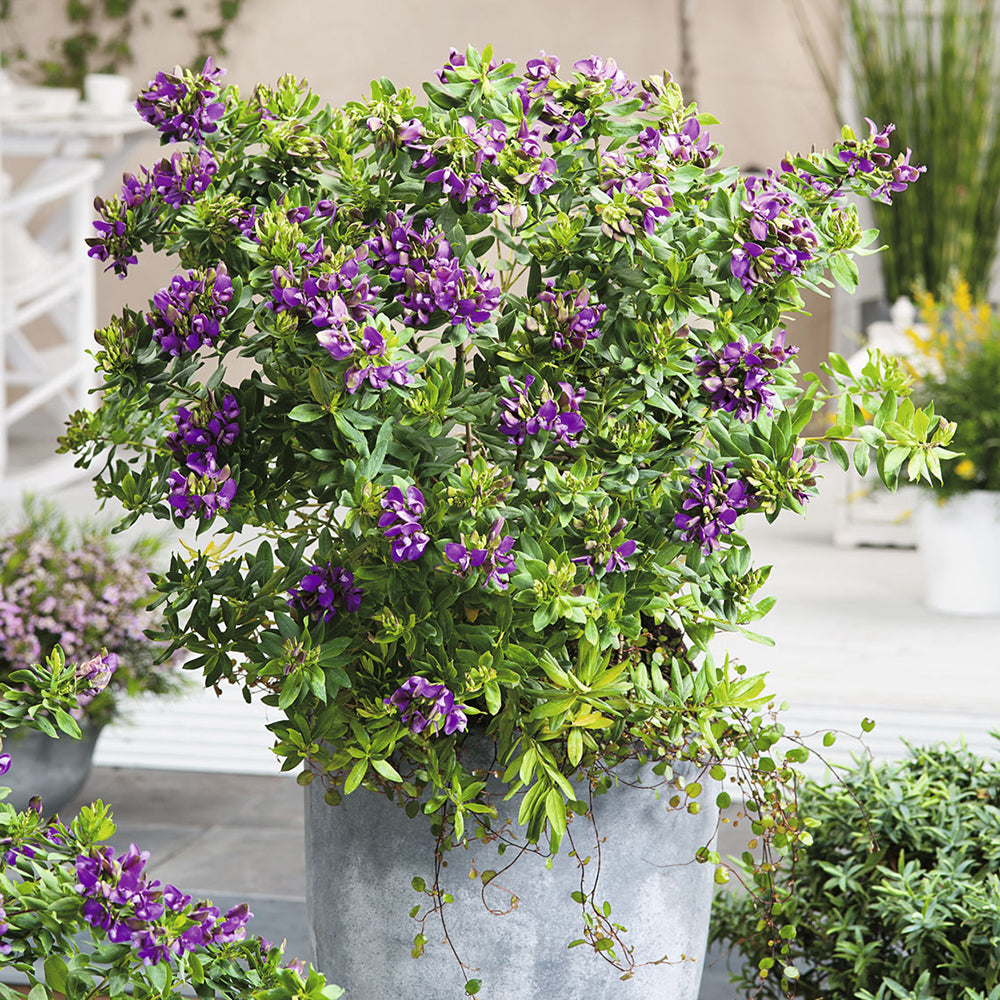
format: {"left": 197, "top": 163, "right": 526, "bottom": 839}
{"left": 662, "top": 118, "right": 718, "bottom": 169}
{"left": 167, "top": 394, "right": 241, "bottom": 465}
{"left": 344, "top": 360, "right": 413, "bottom": 394}
{"left": 167, "top": 462, "right": 237, "bottom": 521}
{"left": 136, "top": 58, "right": 226, "bottom": 145}
{"left": 86, "top": 195, "right": 140, "bottom": 278}
{"left": 533, "top": 283, "right": 605, "bottom": 351}
{"left": 148, "top": 148, "right": 218, "bottom": 207}
{"left": 695, "top": 334, "right": 797, "bottom": 421}
{"left": 573, "top": 56, "right": 633, "bottom": 99}
{"left": 75, "top": 649, "right": 119, "bottom": 707}
{"left": 149, "top": 263, "right": 232, "bottom": 356}
{"left": 0, "top": 754, "right": 10, "bottom": 777}
{"left": 872, "top": 148, "right": 927, "bottom": 204}
{"left": 436, "top": 47, "right": 498, "bottom": 85}
{"left": 385, "top": 676, "right": 469, "bottom": 736}
{"left": 287, "top": 563, "right": 362, "bottom": 622}
{"left": 674, "top": 463, "right": 753, "bottom": 554}
{"left": 525, "top": 51, "right": 559, "bottom": 92}
{"left": 378, "top": 485, "right": 430, "bottom": 562}
{"left": 444, "top": 518, "right": 517, "bottom": 590}
{"left": 838, "top": 118, "right": 895, "bottom": 177}
{"left": 499, "top": 376, "right": 585, "bottom": 447}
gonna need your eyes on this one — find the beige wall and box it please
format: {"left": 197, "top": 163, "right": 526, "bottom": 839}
{"left": 11, "top": 0, "right": 843, "bottom": 367}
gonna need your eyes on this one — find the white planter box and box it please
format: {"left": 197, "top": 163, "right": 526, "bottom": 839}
{"left": 917, "top": 490, "right": 1000, "bottom": 616}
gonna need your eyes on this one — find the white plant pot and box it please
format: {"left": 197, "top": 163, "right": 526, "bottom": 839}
{"left": 916, "top": 491, "right": 1000, "bottom": 615}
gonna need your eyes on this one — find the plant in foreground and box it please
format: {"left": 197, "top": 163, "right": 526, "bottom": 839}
{"left": 0, "top": 648, "right": 342, "bottom": 1000}
{"left": 712, "top": 740, "right": 1000, "bottom": 1000}
{"left": 61, "top": 45, "right": 950, "bottom": 987}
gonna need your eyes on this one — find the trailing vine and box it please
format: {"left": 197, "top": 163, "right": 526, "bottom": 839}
{"left": 0, "top": 0, "right": 249, "bottom": 90}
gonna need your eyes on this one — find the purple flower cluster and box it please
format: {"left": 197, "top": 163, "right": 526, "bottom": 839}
{"left": 367, "top": 212, "right": 500, "bottom": 331}
{"left": 270, "top": 253, "right": 377, "bottom": 330}
{"left": 730, "top": 174, "right": 819, "bottom": 293}
{"left": 87, "top": 148, "right": 217, "bottom": 278}
{"left": 574, "top": 538, "right": 638, "bottom": 575}
{"left": 838, "top": 118, "right": 895, "bottom": 178}
{"left": 444, "top": 518, "right": 517, "bottom": 590}
{"left": 379, "top": 485, "right": 430, "bottom": 562}
{"left": 287, "top": 563, "right": 362, "bottom": 623}
{"left": 674, "top": 463, "right": 753, "bottom": 554}
{"left": 436, "top": 47, "right": 499, "bottom": 85}
{"left": 600, "top": 152, "right": 674, "bottom": 235}
{"left": 75, "top": 844, "right": 251, "bottom": 965}
{"left": 136, "top": 58, "right": 226, "bottom": 145}
{"left": 166, "top": 394, "right": 240, "bottom": 521}
{"left": 385, "top": 675, "right": 469, "bottom": 736}
{"left": 694, "top": 331, "right": 799, "bottom": 421}
{"left": 87, "top": 194, "right": 140, "bottom": 278}
{"left": 661, "top": 118, "right": 718, "bottom": 169}
{"left": 573, "top": 56, "right": 634, "bottom": 100}
{"left": 835, "top": 119, "right": 925, "bottom": 205}
{"left": 0, "top": 900, "right": 9, "bottom": 956}
{"left": 149, "top": 263, "right": 233, "bottom": 356}
{"left": 532, "top": 283, "right": 605, "bottom": 351}
{"left": 499, "top": 376, "right": 585, "bottom": 446}
{"left": 424, "top": 116, "right": 508, "bottom": 213}
{"left": 148, "top": 149, "right": 218, "bottom": 208}
{"left": 328, "top": 325, "right": 411, "bottom": 395}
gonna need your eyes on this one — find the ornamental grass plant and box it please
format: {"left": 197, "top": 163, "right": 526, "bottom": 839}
{"left": 59, "top": 47, "right": 952, "bottom": 982}
{"left": 844, "top": 0, "right": 1000, "bottom": 300}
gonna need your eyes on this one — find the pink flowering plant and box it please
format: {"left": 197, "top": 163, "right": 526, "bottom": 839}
{"left": 0, "top": 647, "right": 342, "bottom": 999}
{"left": 0, "top": 501, "right": 184, "bottom": 727}
{"left": 64, "top": 46, "right": 952, "bottom": 980}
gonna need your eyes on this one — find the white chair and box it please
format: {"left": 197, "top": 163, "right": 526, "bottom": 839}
{"left": 0, "top": 156, "right": 101, "bottom": 498}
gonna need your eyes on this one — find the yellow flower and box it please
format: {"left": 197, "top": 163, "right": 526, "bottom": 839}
{"left": 955, "top": 458, "right": 977, "bottom": 480}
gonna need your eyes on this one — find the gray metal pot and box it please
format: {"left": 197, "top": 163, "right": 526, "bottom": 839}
{"left": 3, "top": 719, "right": 103, "bottom": 814}
{"left": 305, "top": 737, "right": 717, "bottom": 1000}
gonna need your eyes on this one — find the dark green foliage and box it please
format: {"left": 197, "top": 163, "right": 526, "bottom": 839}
{"left": 712, "top": 742, "right": 1000, "bottom": 999}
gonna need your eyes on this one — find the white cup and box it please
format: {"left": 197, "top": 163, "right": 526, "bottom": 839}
{"left": 83, "top": 73, "right": 132, "bottom": 113}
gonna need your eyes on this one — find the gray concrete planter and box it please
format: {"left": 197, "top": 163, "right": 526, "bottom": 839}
{"left": 305, "top": 744, "right": 717, "bottom": 999}
{"left": 3, "top": 720, "right": 103, "bottom": 813}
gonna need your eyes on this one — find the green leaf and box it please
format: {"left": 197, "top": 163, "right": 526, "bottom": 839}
{"left": 43, "top": 956, "right": 69, "bottom": 994}
{"left": 464, "top": 980, "right": 482, "bottom": 995}
{"left": 371, "top": 757, "right": 403, "bottom": 782}
{"left": 288, "top": 404, "right": 326, "bottom": 423}
{"left": 344, "top": 758, "right": 368, "bottom": 794}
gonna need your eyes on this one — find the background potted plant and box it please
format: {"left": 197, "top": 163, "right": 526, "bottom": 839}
{"left": 0, "top": 499, "right": 184, "bottom": 810}
{"left": 905, "top": 281, "right": 1000, "bottom": 615}
{"left": 0, "top": 646, "right": 342, "bottom": 1000}
{"left": 62, "top": 46, "right": 948, "bottom": 998}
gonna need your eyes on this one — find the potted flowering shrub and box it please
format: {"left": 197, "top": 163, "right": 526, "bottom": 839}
{"left": 63, "top": 47, "right": 948, "bottom": 998}
{"left": 906, "top": 282, "right": 1000, "bottom": 615}
{"left": 0, "top": 647, "right": 342, "bottom": 1000}
{"left": 0, "top": 500, "right": 184, "bottom": 811}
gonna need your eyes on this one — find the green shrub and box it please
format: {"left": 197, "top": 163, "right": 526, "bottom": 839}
{"left": 711, "top": 742, "right": 1000, "bottom": 1000}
